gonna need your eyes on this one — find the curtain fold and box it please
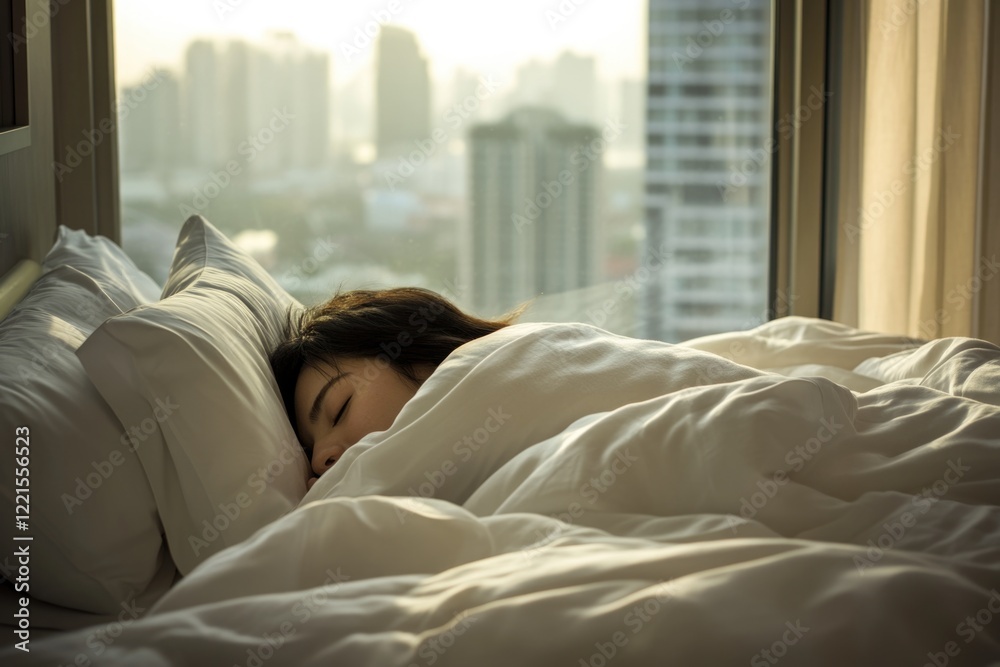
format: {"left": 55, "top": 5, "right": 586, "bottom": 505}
{"left": 836, "top": 0, "right": 993, "bottom": 342}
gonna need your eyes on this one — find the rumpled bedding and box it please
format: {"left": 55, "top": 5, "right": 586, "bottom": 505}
{"left": 10, "top": 318, "right": 1000, "bottom": 666}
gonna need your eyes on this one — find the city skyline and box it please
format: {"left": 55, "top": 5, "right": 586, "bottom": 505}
{"left": 114, "top": 1, "right": 645, "bottom": 88}
{"left": 118, "top": 32, "right": 643, "bottom": 168}
{"left": 115, "top": 24, "right": 645, "bottom": 329}
{"left": 114, "top": 4, "right": 777, "bottom": 344}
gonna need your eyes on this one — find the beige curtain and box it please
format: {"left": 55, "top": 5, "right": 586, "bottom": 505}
{"left": 834, "top": 0, "right": 997, "bottom": 343}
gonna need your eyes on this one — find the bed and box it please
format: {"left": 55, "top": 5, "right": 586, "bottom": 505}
{"left": 1, "top": 216, "right": 998, "bottom": 665}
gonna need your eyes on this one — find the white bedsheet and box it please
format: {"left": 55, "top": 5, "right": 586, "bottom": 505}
{"left": 9, "top": 319, "right": 1000, "bottom": 666}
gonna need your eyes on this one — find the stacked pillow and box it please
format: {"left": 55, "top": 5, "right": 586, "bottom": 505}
{"left": 1, "top": 217, "right": 312, "bottom": 617}
{"left": 78, "top": 216, "right": 311, "bottom": 574}
{"left": 0, "top": 228, "right": 168, "bottom": 613}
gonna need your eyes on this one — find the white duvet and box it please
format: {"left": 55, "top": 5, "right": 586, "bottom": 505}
{"left": 10, "top": 318, "right": 1000, "bottom": 666}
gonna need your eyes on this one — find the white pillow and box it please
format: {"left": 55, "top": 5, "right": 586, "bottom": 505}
{"left": 43, "top": 225, "right": 162, "bottom": 306}
{"left": 78, "top": 216, "right": 311, "bottom": 574}
{"left": 0, "top": 228, "right": 170, "bottom": 615}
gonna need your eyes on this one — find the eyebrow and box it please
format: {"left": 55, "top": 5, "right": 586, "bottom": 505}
{"left": 306, "top": 371, "right": 350, "bottom": 433}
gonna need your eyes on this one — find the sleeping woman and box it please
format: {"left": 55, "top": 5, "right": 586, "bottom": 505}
{"left": 269, "top": 287, "right": 520, "bottom": 489}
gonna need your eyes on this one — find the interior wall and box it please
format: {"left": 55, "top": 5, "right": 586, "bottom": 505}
{"left": 0, "top": 0, "right": 58, "bottom": 273}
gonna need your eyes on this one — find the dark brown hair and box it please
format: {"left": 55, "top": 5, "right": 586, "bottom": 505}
{"left": 270, "top": 287, "right": 520, "bottom": 435}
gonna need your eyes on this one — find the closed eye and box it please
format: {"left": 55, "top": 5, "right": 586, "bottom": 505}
{"left": 333, "top": 396, "right": 351, "bottom": 426}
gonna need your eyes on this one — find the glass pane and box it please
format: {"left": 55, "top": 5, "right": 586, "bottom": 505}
{"left": 114, "top": 1, "right": 771, "bottom": 342}
{"left": 645, "top": 0, "right": 773, "bottom": 342}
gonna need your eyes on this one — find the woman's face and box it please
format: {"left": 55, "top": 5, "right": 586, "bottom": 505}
{"left": 294, "top": 357, "right": 428, "bottom": 488}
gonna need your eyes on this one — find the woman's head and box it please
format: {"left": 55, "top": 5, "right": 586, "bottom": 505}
{"left": 270, "top": 287, "right": 518, "bottom": 482}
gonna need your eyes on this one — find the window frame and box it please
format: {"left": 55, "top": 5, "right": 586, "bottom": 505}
{"left": 77, "top": 0, "right": 840, "bottom": 321}
{"left": 769, "top": 0, "right": 831, "bottom": 321}
{"left": 51, "top": 0, "right": 120, "bottom": 240}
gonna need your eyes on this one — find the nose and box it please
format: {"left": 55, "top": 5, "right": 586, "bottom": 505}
{"left": 311, "top": 440, "right": 348, "bottom": 476}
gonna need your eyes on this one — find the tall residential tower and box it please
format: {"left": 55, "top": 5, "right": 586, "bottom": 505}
{"left": 375, "top": 27, "right": 431, "bottom": 160}
{"left": 644, "top": 0, "right": 772, "bottom": 341}
{"left": 466, "top": 108, "right": 602, "bottom": 316}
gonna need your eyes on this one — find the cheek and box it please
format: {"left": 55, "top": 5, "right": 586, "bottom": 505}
{"left": 362, "top": 394, "right": 406, "bottom": 434}
{"left": 371, "top": 400, "right": 402, "bottom": 433}
{"left": 383, "top": 385, "right": 416, "bottom": 425}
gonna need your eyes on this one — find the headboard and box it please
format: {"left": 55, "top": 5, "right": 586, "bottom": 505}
{"left": 0, "top": 258, "right": 41, "bottom": 319}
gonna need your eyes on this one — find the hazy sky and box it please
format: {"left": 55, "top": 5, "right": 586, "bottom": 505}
{"left": 114, "top": 0, "right": 646, "bottom": 88}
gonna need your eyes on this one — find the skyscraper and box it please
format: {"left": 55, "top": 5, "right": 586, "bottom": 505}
{"left": 119, "top": 69, "right": 180, "bottom": 172}
{"left": 550, "top": 51, "right": 598, "bottom": 124}
{"left": 505, "top": 52, "right": 599, "bottom": 126}
{"left": 179, "top": 36, "right": 330, "bottom": 173}
{"left": 375, "top": 27, "right": 431, "bottom": 160}
{"left": 466, "top": 107, "right": 602, "bottom": 316}
{"left": 183, "top": 40, "right": 228, "bottom": 167}
{"left": 644, "top": 0, "right": 772, "bottom": 342}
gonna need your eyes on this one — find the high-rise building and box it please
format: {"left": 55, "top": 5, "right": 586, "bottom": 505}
{"left": 333, "top": 69, "right": 371, "bottom": 153}
{"left": 256, "top": 32, "right": 330, "bottom": 170}
{"left": 234, "top": 33, "right": 330, "bottom": 173}
{"left": 644, "top": 0, "right": 772, "bottom": 342}
{"left": 505, "top": 52, "right": 598, "bottom": 126}
{"left": 119, "top": 69, "right": 180, "bottom": 172}
{"left": 375, "top": 27, "right": 431, "bottom": 160}
{"left": 550, "top": 52, "right": 598, "bottom": 124}
{"left": 618, "top": 78, "right": 645, "bottom": 154}
{"left": 178, "top": 36, "right": 330, "bottom": 172}
{"left": 465, "top": 107, "right": 601, "bottom": 316}
{"left": 183, "top": 40, "right": 229, "bottom": 168}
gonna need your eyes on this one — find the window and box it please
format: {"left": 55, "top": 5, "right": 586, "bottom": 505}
{"left": 113, "top": 0, "right": 772, "bottom": 342}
